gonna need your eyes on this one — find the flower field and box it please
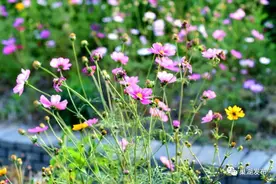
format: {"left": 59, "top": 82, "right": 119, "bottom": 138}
{"left": 0, "top": 0, "right": 275, "bottom": 183}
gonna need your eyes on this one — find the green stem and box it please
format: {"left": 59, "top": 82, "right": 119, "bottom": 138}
{"left": 72, "top": 40, "right": 87, "bottom": 99}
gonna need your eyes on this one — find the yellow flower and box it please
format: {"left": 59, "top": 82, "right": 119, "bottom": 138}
{"left": 0, "top": 168, "right": 7, "bottom": 176}
{"left": 15, "top": 3, "right": 24, "bottom": 11}
{"left": 72, "top": 123, "right": 88, "bottom": 131}
{"left": 225, "top": 105, "right": 245, "bottom": 120}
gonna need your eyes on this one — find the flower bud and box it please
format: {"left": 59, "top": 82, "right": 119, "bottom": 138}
{"left": 185, "top": 141, "right": 192, "bottom": 148}
{"left": 245, "top": 163, "right": 250, "bottom": 167}
{"left": 121, "top": 33, "right": 129, "bottom": 43}
{"left": 32, "top": 60, "right": 41, "bottom": 69}
{"left": 31, "top": 135, "right": 38, "bottom": 144}
{"left": 237, "top": 145, "right": 243, "bottom": 151}
{"left": 40, "top": 123, "right": 46, "bottom": 128}
{"left": 17, "top": 158, "right": 23, "bottom": 165}
{"left": 230, "top": 141, "right": 236, "bottom": 148}
{"left": 81, "top": 40, "right": 88, "bottom": 47}
{"left": 18, "top": 128, "right": 26, "bottom": 135}
{"left": 44, "top": 116, "right": 50, "bottom": 122}
{"left": 172, "top": 34, "right": 179, "bottom": 42}
{"left": 145, "top": 80, "right": 155, "bottom": 88}
{"left": 123, "top": 170, "right": 129, "bottom": 175}
{"left": 245, "top": 134, "right": 252, "bottom": 141}
{"left": 193, "top": 38, "right": 200, "bottom": 46}
{"left": 11, "top": 154, "right": 17, "bottom": 161}
{"left": 69, "top": 33, "right": 76, "bottom": 41}
{"left": 101, "top": 129, "right": 107, "bottom": 136}
{"left": 270, "top": 160, "right": 274, "bottom": 164}
{"left": 82, "top": 56, "right": 89, "bottom": 64}
{"left": 101, "top": 70, "right": 110, "bottom": 81}
{"left": 33, "top": 100, "right": 41, "bottom": 107}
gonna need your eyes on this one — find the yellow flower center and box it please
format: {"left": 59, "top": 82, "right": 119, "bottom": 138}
{"left": 136, "top": 93, "right": 143, "bottom": 99}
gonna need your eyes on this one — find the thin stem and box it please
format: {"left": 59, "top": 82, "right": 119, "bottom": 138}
{"left": 228, "top": 121, "right": 235, "bottom": 147}
{"left": 72, "top": 40, "right": 87, "bottom": 99}
{"left": 146, "top": 54, "right": 156, "bottom": 80}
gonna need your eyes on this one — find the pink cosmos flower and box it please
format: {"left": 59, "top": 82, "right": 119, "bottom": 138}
{"left": 28, "top": 126, "right": 48, "bottom": 134}
{"left": 119, "top": 138, "right": 129, "bottom": 151}
{"left": 172, "top": 120, "right": 180, "bottom": 128}
{"left": 149, "top": 43, "right": 176, "bottom": 57}
{"left": 231, "top": 50, "right": 242, "bottom": 59}
{"left": 157, "top": 101, "right": 171, "bottom": 112}
{"left": 111, "top": 52, "right": 129, "bottom": 65}
{"left": 201, "top": 110, "right": 213, "bottom": 123}
{"left": 149, "top": 108, "right": 168, "bottom": 122}
{"left": 50, "top": 58, "right": 72, "bottom": 71}
{"left": 188, "top": 73, "right": 201, "bottom": 81}
{"left": 223, "top": 19, "right": 231, "bottom": 25}
{"left": 120, "top": 76, "right": 139, "bottom": 86}
{"left": 108, "top": 0, "right": 118, "bottom": 6}
{"left": 251, "top": 30, "right": 264, "bottom": 40}
{"left": 82, "top": 66, "right": 96, "bottom": 76}
{"left": 157, "top": 71, "right": 177, "bottom": 84}
{"left": 260, "top": 0, "right": 269, "bottom": 5}
{"left": 53, "top": 77, "right": 66, "bottom": 92}
{"left": 219, "top": 63, "right": 227, "bottom": 71}
{"left": 229, "top": 9, "right": 245, "bottom": 20}
{"left": 250, "top": 83, "right": 264, "bottom": 93}
{"left": 202, "top": 48, "right": 223, "bottom": 59}
{"left": 127, "top": 85, "right": 152, "bottom": 105}
{"left": 148, "top": 0, "right": 157, "bottom": 7}
{"left": 153, "top": 19, "right": 165, "bottom": 36}
{"left": 243, "top": 79, "right": 256, "bottom": 89}
{"left": 202, "top": 90, "right": 216, "bottom": 100}
{"left": 40, "top": 29, "right": 51, "bottom": 39}
{"left": 239, "top": 59, "right": 255, "bottom": 68}
{"left": 86, "top": 118, "right": 98, "bottom": 126}
{"left": 0, "top": 6, "right": 8, "bottom": 17}
{"left": 181, "top": 57, "right": 192, "bottom": 74}
{"left": 155, "top": 57, "right": 179, "bottom": 72}
{"left": 40, "top": 95, "right": 68, "bottom": 110}
{"left": 212, "top": 30, "right": 226, "bottom": 41}
{"left": 160, "top": 156, "right": 174, "bottom": 171}
{"left": 13, "top": 69, "right": 30, "bottom": 96}
{"left": 2, "top": 37, "right": 17, "bottom": 55}
{"left": 13, "top": 18, "right": 24, "bottom": 28}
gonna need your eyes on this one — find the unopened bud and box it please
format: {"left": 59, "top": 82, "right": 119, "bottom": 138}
{"left": 82, "top": 56, "right": 88, "bottom": 64}
{"left": 101, "top": 129, "right": 107, "bottom": 136}
{"left": 81, "top": 40, "right": 88, "bottom": 47}
{"left": 32, "top": 60, "right": 41, "bottom": 69}
{"left": 245, "top": 134, "right": 252, "bottom": 141}
{"left": 18, "top": 128, "right": 26, "bottom": 135}
{"left": 237, "top": 145, "right": 243, "bottom": 151}
{"left": 185, "top": 141, "right": 192, "bottom": 148}
{"left": 69, "top": 33, "right": 76, "bottom": 41}
{"left": 145, "top": 79, "right": 155, "bottom": 88}
{"left": 121, "top": 33, "right": 129, "bottom": 43}
{"left": 31, "top": 135, "right": 38, "bottom": 144}
{"left": 11, "top": 154, "right": 17, "bottom": 161}
{"left": 33, "top": 100, "right": 41, "bottom": 107}
{"left": 230, "top": 141, "right": 236, "bottom": 148}
{"left": 172, "top": 34, "right": 179, "bottom": 41}
{"left": 17, "top": 158, "right": 23, "bottom": 165}
{"left": 101, "top": 70, "right": 110, "bottom": 81}
{"left": 44, "top": 116, "right": 50, "bottom": 122}
{"left": 40, "top": 123, "right": 46, "bottom": 128}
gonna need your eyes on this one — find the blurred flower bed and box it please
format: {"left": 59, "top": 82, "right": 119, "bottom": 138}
{"left": 0, "top": 0, "right": 275, "bottom": 147}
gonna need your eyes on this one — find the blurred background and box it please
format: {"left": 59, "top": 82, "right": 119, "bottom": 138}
{"left": 0, "top": 0, "right": 275, "bottom": 177}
